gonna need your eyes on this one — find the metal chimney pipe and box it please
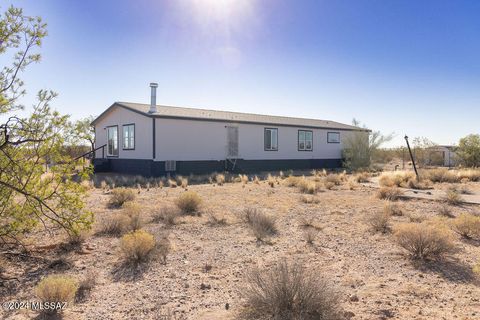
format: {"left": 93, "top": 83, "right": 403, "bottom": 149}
{"left": 149, "top": 82, "right": 158, "bottom": 113}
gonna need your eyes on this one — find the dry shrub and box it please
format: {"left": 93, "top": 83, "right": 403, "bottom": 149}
{"left": 285, "top": 176, "right": 302, "bottom": 187}
{"left": 368, "top": 211, "right": 391, "bottom": 233}
{"left": 75, "top": 272, "right": 97, "bottom": 302}
{"left": 377, "top": 186, "right": 403, "bottom": 200}
{"left": 474, "top": 261, "right": 480, "bottom": 276}
{"left": 384, "top": 201, "right": 403, "bottom": 216}
{"left": 267, "top": 174, "right": 276, "bottom": 188}
{"left": 123, "top": 202, "right": 144, "bottom": 231}
{"left": 444, "top": 188, "right": 462, "bottom": 205}
{"left": 120, "top": 230, "right": 156, "bottom": 263}
{"left": 457, "top": 169, "right": 480, "bottom": 182}
{"left": 304, "top": 228, "right": 318, "bottom": 245}
{"left": 215, "top": 174, "right": 225, "bottom": 186}
{"left": 405, "top": 178, "right": 431, "bottom": 190}
{"left": 347, "top": 179, "right": 358, "bottom": 190}
{"left": 98, "top": 214, "right": 130, "bottom": 236}
{"left": 300, "top": 195, "right": 320, "bottom": 204}
{"left": 325, "top": 174, "right": 342, "bottom": 186}
{"left": 408, "top": 213, "right": 425, "bottom": 223}
{"left": 62, "top": 231, "right": 88, "bottom": 251}
{"left": 108, "top": 188, "right": 135, "bottom": 208}
{"left": 36, "top": 275, "right": 78, "bottom": 311}
{"left": 424, "top": 168, "right": 459, "bottom": 183}
{"left": 206, "top": 211, "right": 228, "bottom": 226}
{"left": 451, "top": 213, "right": 480, "bottom": 239}
{"left": 180, "top": 177, "right": 188, "bottom": 189}
{"left": 156, "top": 235, "right": 171, "bottom": 264}
{"left": 168, "top": 179, "right": 177, "bottom": 188}
{"left": 297, "top": 179, "right": 317, "bottom": 194}
{"left": 238, "top": 174, "right": 249, "bottom": 184}
{"left": 299, "top": 217, "right": 322, "bottom": 230}
{"left": 438, "top": 205, "right": 454, "bottom": 218}
{"left": 253, "top": 176, "right": 260, "bottom": 184}
{"left": 243, "top": 208, "right": 277, "bottom": 241}
{"left": 395, "top": 223, "right": 455, "bottom": 260}
{"left": 379, "top": 171, "right": 416, "bottom": 187}
{"left": 153, "top": 205, "right": 180, "bottom": 226}
{"left": 354, "top": 171, "right": 371, "bottom": 183}
{"left": 175, "top": 191, "right": 202, "bottom": 215}
{"left": 242, "top": 261, "right": 341, "bottom": 320}
{"left": 324, "top": 181, "right": 335, "bottom": 190}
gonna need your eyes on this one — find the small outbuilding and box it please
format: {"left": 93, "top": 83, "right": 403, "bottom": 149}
{"left": 91, "top": 83, "right": 367, "bottom": 176}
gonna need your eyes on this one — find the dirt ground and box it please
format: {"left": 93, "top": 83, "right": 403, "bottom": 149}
{"left": 1, "top": 175, "right": 480, "bottom": 320}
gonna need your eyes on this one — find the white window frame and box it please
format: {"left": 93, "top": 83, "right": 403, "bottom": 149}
{"left": 327, "top": 132, "right": 340, "bottom": 144}
{"left": 107, "top": 125, "right": 119, "bottom": 156}
{"left": 123, "top": 124, "right": 135, "bottom": 150}
{"left": 298, "top": 130, "right": 313, "bottom": 151}
{"left": 264, "top": 128, "right": 278, "bottom": 151}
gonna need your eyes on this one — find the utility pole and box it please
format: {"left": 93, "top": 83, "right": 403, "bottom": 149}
{"left": 404, "top": 135, "right": 419, "bottom": 180}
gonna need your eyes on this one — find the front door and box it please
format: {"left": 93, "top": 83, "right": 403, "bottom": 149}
{"left": 226, "top": 126, "right": 239, "bottom": 158}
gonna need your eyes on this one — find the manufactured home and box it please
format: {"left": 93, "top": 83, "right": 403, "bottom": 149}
{"left": 91, "top": 83, "right": 367, "bottom": 176}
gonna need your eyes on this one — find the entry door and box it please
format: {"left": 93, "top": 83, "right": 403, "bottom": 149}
{"left": 226, "top": 126, "right": 239, "bottom": 158}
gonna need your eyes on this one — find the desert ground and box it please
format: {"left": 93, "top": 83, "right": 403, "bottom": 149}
{"left": 1, "top": 170, "right": 480, "bottom": 320}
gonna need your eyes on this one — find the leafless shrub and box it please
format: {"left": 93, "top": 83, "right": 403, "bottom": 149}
{"left": 168, "top": 179, "right": 177, "bottom": 188}
{"left": 451, "top": 213, "right": 480, "bottom": 239}
{"left": 153, "top": 205, "right": 180, "bottom": 226}
{"left": 97, "top": 214, "right": 130, "bottom": 236}
{"left": 299, "top": 217, "right": 322, "bottom": 230}
{"left": 297, "top": 179, "right": 317, "bottom": 194}
{"left": 304, "top": 228, "right": 318, "bottom": 245}
{"left": 377, "top": 186, "right": 403, "bottom": 201}
{"left": 123, "top": 202, "right": 144, "bottom": 231}
{"left": 368, "top": 211, "right": 391, "bottom": 233}
{"left": 395, "top": 223, "right": 455, "bottom": 260}
{"left": 285, "top": 176, "right": 302, "bottom": 187}
{"left": 215, "top": 174, "right": 225, "bottom": 186}
{"left": 206, "top": 211, "right": 228, "bottom": 226}
{"left": 300, "top": 195, "right": 320, "bottom": 204}
{"left": 108, "top": 188, "right": 136, "bottom": 208}
{"left": 354, "top": 172, "right": 371, "bottom": 183}
{"left": 242, "top": 208, "right": 277, "bottom": 241}
{"left": 325, "top": 174, "right": 342, "bottom": 186}
{"left": 438, "top": 205, "right": 455, "bottom": 218}
{"left": 384, "top": 201, "right": 403, "bottom": 216}
{"left": 175, "top": 191, "right": 202, "bottom": 215}
{"left": 241, "top": 261, "right": 342, "bottom": 320}
{"left": 444, "top": 188, "right": 462, "bottom": 206}
{"left": 75, "top": 271, "right": 97, "bottom": 303}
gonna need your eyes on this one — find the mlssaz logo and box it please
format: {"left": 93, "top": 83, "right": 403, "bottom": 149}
{"left": 30, "top": 302, "right": 68, "bottom": 311}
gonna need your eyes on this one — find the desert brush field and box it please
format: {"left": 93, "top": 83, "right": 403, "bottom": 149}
{"left": 1, "top": 169, "right": 480, "bottom": 320}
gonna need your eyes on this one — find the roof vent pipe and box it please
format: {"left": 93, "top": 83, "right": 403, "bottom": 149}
{"left": 149, "top": 82, "right": 158, "bottom": 113}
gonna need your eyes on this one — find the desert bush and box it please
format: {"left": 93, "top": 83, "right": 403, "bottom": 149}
{"left": 180, "top": 177, "right": 188, "bottom": 189}
{"left": 297, "top": 179, "right": 317, "bottom": 194}
{"left": 299, "top": 217, "right": 322, "bottom": 230}
{"left": 408, "top": 213, "right": 425, "bottom": 223}
{"left": 238, "top": 174, "right": 249, "bottom": 184}
{"left": 444, "top": 188, "right": 462, "bottom": 205}
{"left": 108, "top": 188, "right": 135, "bottom": 208}
{"left": 267, "top": 174, "right": 276, "bottom": 188}
{"left": 206, "top": 211, "right": 228, "bottom": 226}
{"left": 438, "top": 205, "right": 454, "bottom": 218}
{"left": 456, "top": 134, "right": 480, "bottom": 167}
{"left": 368, "top": 211, "right": 391, "bottom": 233}
{"left": 253, "top": 176, "right": 260, "bottom": 184}
{"left": 354, "top": 172, "right": 371, "bottom": 183}
{"left": 395, "top": 223, "right": 455, "bottom": 260}
{"left": 175, "top": 191, "right": 202, "bottom": 215}
{"left": 474, "top": 261, "right": 480, "bottom": 277}
{"left": 457, "top": 169, "right": 480, "bottom": 182}
{"left": 167, "top": 179, "right": 177, "bottom": 188}
{"left": 120, "top": 230, "right": 156, "bottom": 264}
{"left": 36, "top": 275, "right": 78, "bottom": 310}
{"left": 300, "top": 195, "right": 320, "bottom": 204}
{"left": 451, "top": 213, "right": 480, "bottom": 239}
{"left": 243, "top": 208, "right": 277, "bottom": 240}
{"left": 384, "top": 202, "right": 403, "bottom": 216}
{"left": 153, "top": 205, "right": 180, "bottom": 226}
{"left": 324, "top": 181, "right": 335, "bottom": 190}
{"left": 377, "top": 186, "right": 403, "bottom": 201}
{"left": 325, "top": 174, "right": 342, "bottom": 186}
{"left": 424, "top": 168, "right": 458, "bottom": 183}
{"left": 242, "top": 261, "right": 341, "bottom": 320}
{"left": 156, "top": 235, "right": 171, "bottom": 264}
{"left": 379, "top": 171, "right": 416, "bottom": 187}
{"left": 215, "top": 174, "right": 225, "bottom": 186}
{"left": 123, "top": 202, "right": 144, "bottom": 231}
{"left": 75, "top": 272, "right": 97, "bottom": 302}
{"left": 285, "top": 176, "right": 302, "bottom": 187}
{"left": 98, "top": 214, "right": 130, "bottom": 236}
{"left": 304, "top": 228, "right": 318, "bottom": 245}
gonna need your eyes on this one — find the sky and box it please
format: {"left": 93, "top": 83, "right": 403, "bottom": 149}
{"left": 3, "top": 0, "right": 480, "bottom": 147}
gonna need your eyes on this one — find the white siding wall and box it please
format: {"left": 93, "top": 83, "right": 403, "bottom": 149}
{"left": 94, "top": 107, "right": 152, "bottom": 159}
{"left": 155, "top": 118, "right": 349, "bottom": 161}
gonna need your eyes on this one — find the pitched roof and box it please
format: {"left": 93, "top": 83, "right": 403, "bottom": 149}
{"left": 92, "top": 102, "right": 368, "bottom": 131}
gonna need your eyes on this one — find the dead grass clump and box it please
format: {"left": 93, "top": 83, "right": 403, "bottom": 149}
{"left": 120, "top": 230, "right": 156, "bottom": 264}
{"left": 215, "top": 174, "right": 225, "bottom": 186}
{"left": 108, "top": 188, "right": 135, "bottom": 208}
{"left": 438, "top": 205, "right": 455, "bottom": 218}
{"left": 300, "top": 195, "right": 320, "bottom": 204}
{"left": 36, "top": 275, "right": 78, "bottom": 312}
{"left": 285, "top": 176, "right": 302, "bottom": 187}
{"left": 304, "top": 228, "right": 318, "bottom": 245}
{"left": 354, "top": 172, "right": 371, "bottom": 183}
{"left": 424, "top": 168, "right": 459, "bottom": 183}
{"left": 153, "top": 205, "right": 180, "bottom": 226}
{"left": 368, "top": 211, "right": 391, "bottom": 233}
{"left": 267, "top": 174, "right": 276, "bottom": 188}
{"left": 168, "top": 179, "right": 177, "bottom": 188}
{"left": 238, "top": 174, "right": 249, "bottom": 184}
{"left": 384, "top": 201, "right": 403, "bottom": 216}
{"left": 395, "top": 223, "right": 455, "bottom": 260}
{"left": 75, "top": 272, "right": 97, "bottom": 303}
{"left": 156, "top": 235, "right": 171, "bottom": 264}
{"left": 98, "top": 214, "right": 130, "bottom": 236}
{"left": 444, "top": 188, "right": 463, "bottom": 206}
{"left": 379, "top": 171, "right": 416, "bottom": 188}
{"left": 242, "top": 208, "right": 277, "bottom": 241}
{"left": 242, "top": 261, "right": 342, "bottom": 320}
{"left": 457, "top": 169, "right": 480, "bottom": 182}
{"left": 299, "top": 217, "right": 323, "bottom": 231}
{"left": 175, "top": 191, "right": 202, "bottom": 215}
{"left": 451, "top": 213, "right": 480, "bottom": 239}
{"left": 474, "top": 261, "right": 480, "bottom": 277}
{"left": 324, "top": 181, "right": 335, "bottom": 190}
{"left": 377, "top": 186, "right": 403, "bottom": 201}
{"left": 325, "top": 174, "right": 342, "bottom": 186}
{"left": 253, "top": 175, "right": 260, "bottom": 184}
{"left": 297, "top": 179, "right": 317, "bottom": 194}
{"left": 180, "top": 177, "right": 188, "bottom": 189}
{"left": 123, "top": 202, "right": 144, "bottom": 231}
{"left": 206, "top": 211, "right": 228, "bottom": 226}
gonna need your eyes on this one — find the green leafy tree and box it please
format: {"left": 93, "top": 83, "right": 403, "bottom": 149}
{"left": 0, "top": 6, "right": 93, "bottom": 244}
{"left": 343, "top": 119, "right": 394, "bottom": 170}
{"left": 456, "top": 134, "right": 480, "bottom": 167}
{"left": 70, "top": 116, "right": 95, "bottom": 153}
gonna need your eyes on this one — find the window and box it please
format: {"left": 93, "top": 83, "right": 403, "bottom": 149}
{"left": 327, "top": 132, "right": 340, "bottom": 143}
{"left": 123, "top": 124, "right": 135, "bottom": 150}
{"left": 298, "top": 130, "right": 313, "bottom": 151}
{"left": 107, "top": 126, "right": 118, "bottom": 156}
{"left": 264, "top": 128, "right": 278, "bottom": 151}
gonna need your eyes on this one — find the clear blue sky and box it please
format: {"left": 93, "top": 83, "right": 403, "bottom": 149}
{"left": 4, "top": 0, "right": 480, "bottom": 147}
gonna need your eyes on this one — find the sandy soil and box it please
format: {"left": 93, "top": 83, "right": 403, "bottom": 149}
{"left": 1, "top": 177, "right": 480, "bottom": 320}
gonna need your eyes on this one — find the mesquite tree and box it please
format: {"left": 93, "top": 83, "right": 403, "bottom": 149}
{"left": 0, "top": 6, "right": 93, "bottom": 245}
